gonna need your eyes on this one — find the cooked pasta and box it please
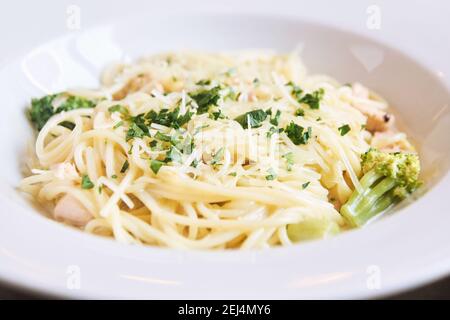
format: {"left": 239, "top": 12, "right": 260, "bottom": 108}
{"left": 20, "top": 50, "right": 418, "bottom": 249}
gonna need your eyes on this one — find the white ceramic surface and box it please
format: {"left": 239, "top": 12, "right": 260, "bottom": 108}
{"left": 0, "top": 0, "right": 449, "bottom": 299}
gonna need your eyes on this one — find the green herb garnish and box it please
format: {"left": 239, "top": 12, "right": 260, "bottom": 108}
{"left": 154, "top": 131, "right": 171, "bottom": 142}
{"left": 269, "top": 110, "right": 281, "bottom": 126}
{"left": 81, "top": 175, "right": 94, "bottom": 189}
{"left": 211, "top": 148, "right": 224, "bottom": 166}
{"left": 338, "top": 124, "right": 351, "bottom": 136}
{"left": 145, "top": 107, "right": 193, "bottom": 129}
{"left": 299, "top": 88, "right": 325, "bottom": 109}
{"left": 150, "top": 160, "right": 164, "bottom": 174}
{"left": 265, "top": 168, "right": 277, "bottom": 181}
{"left": 196, "top": 79, "right": 211, "bottom": 86}
{"left": 59, "top": 121, "right": 75, "bottom": 130}
{"left": 29, "top": 94, "right": 95, "bottom": 131}
{"left": 126, "top": 122, "right": 147, "bottom": 141}
{"left": 285, "top": 122, "right": 312, "bottom": 145}
{"left": 283, "top": 152, "right": 295, "bottom": 171}
{"left": 108, "top": 104, "right": 129, "bottom": 116}
{"left": 286, "top": 81, "right": 304, "bottom": 101}
{"left": 120, "top": 160, "right": 129, "bottom": 173}
{"left": 266, "top": 126, "right": 281, "bottom": 138}
{"left": 234, "top": 109, "right": 267, "bottom": 129}
{"left": 295, "top": 108, "right": 305, "bottom": 117}
{"left": 166, "top": 146, "right": 183, "bottom": 163}
{"left": 189, "top": 86, "right": 221, "bottom": 114}
{"left": 113, "top": 121, "right": 124, "bottom": 129}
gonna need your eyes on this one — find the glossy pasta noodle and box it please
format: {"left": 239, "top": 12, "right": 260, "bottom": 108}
{"left": 20, "top": 50, "right": 416, "bottom": 249}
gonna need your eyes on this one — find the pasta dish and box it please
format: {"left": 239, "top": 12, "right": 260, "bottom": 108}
{"left": 20, "top": 51, "right": 421, "bottom": 249}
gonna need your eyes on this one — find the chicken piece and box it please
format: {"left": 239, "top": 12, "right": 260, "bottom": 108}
{"left": 54, "top": 194, "right": 93, "bottom": 227}
{"left": 351, "top": 83, "right": 394, "bottom": 133}
{"left": 371, "top": 130, "right": 415, "bottom": 153}
{"left": 364, "top": 111, "right": 395, "bottom": 133}
{"left": 113, "top": 74, "right": 156, "bottom": 100}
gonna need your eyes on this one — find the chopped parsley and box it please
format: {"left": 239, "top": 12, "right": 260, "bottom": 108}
{"left": 211, "top": 148, "right": 224, "bottom": 166}
{"left": 229, "top": 172, "right": 237, "bottom": 177}
{"left": 149, "top": 140, "right": 158, "bottom": 148}
{"left": 57, "top": 95, "right": 96, "bottom": 112}
{"left": 191, "top": 159, "right": 199, "bottom": 168}
{"left": 59, "top": 121, "right": 75, "bottom": 130}
{"left": 299, "top": 88, "right": 325, "bottom": 109}
{"left": 111, "top": 175, "right": 118, "bottom": 179}
{"left": 234, "top": 109, "right": 267, "bottom": 129}
{"left": 223, "top": 88, "right": 241, "bottom": 102}
{"left": 166, "top": 146, "right": 183, "bottom": 163}
{"left": 189, "top": 86, "right": 221, "bottom": 114}
{"left": 113, "top": 121, "right": 124, "bottom": 129}
{"left": 282, "top": 152, "right": 295, "bottom": 171}
{"left": 154, "top": 131, "right": 171, "bottom": 142}
{"left": 120, "top": 160, "right": 129, "bottom": 173}
{"left": 269, "top": 109, "right": 281, "bottom": 126}
{"left": 338, "top": 124, "right": 351, "bottom": 136}
{"left": 126, "top": 122, "right": 147, "bottom": 141}
{"left": 286, "top": 81, "right": 304, "bottom": 101}
{"left": 196, "top": 79, "right": 211, "bottom": 86}
{"left": 302, "top": 181, "right": 311, "bottom": 189}
{"left": 286, "top": 83, "right": 325, "bottom": 109}
{"left": 211, "top": 110, "right": 225, "bottom": 120}
{"left": 295, "top": 108, "right": 305, "bottom": 117}
{"left": 266, "top": 126, "right": 282, "bottom": 138}
{"left": 108, "top": 104, "right": 129, "bottom": 116}
{"left": 145, "top": 107, "right": 193, "bottom": 129}
{"left": 81, "top": 175, "right": 94, "bottom": 189}
{"left": 265, "top": 168, "right": 277, "bottom": 181}
{"left": 285, "top": 122, "right": 312, "bottom": 145}
{"left": 150, "top": 160, "right": 164, "bottom": 174}
{"left": 29, "top": 94, "right": 96, "bottom": 131}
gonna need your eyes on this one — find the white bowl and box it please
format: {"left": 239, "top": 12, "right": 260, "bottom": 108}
{"left": 0, "top": 1, "right": 449, "bottom": 299}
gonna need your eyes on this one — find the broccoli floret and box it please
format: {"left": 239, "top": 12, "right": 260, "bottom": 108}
{"left": 340, "top": 148, "right": 421, "bottom": 227}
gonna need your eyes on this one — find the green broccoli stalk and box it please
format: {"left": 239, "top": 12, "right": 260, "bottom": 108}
{"left": 340, "top": 148, "right": 421, "bottom": 227}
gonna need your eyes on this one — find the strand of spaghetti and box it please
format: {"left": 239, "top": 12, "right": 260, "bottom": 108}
{"left": 97, "top": 176, "right": 134, "bottom": 209}
{"left": 155, "top": 170, "right": 335, "bottom": 210}
{"left": 277, "top": 226, "right": 292, "bottom": 246}
{"left": 36, "top": 110, "right": 90, "bottom": 164}
{"left": 181, "top": 203, "right": 199, "bottom": 240}
{"left": 108, "top": 206, "right": 137, "bottom": 244}
{"left": 135, "top": 190, "right": 310, "bottom": 229}
{"left": 78, "top": 129, "right": 129, "bottom": 152}
{"left": 99, "top": 169, "right": 136, "bottom": 217}
{"left": 120, "top": 211, "right": 190, "bottom": 248}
